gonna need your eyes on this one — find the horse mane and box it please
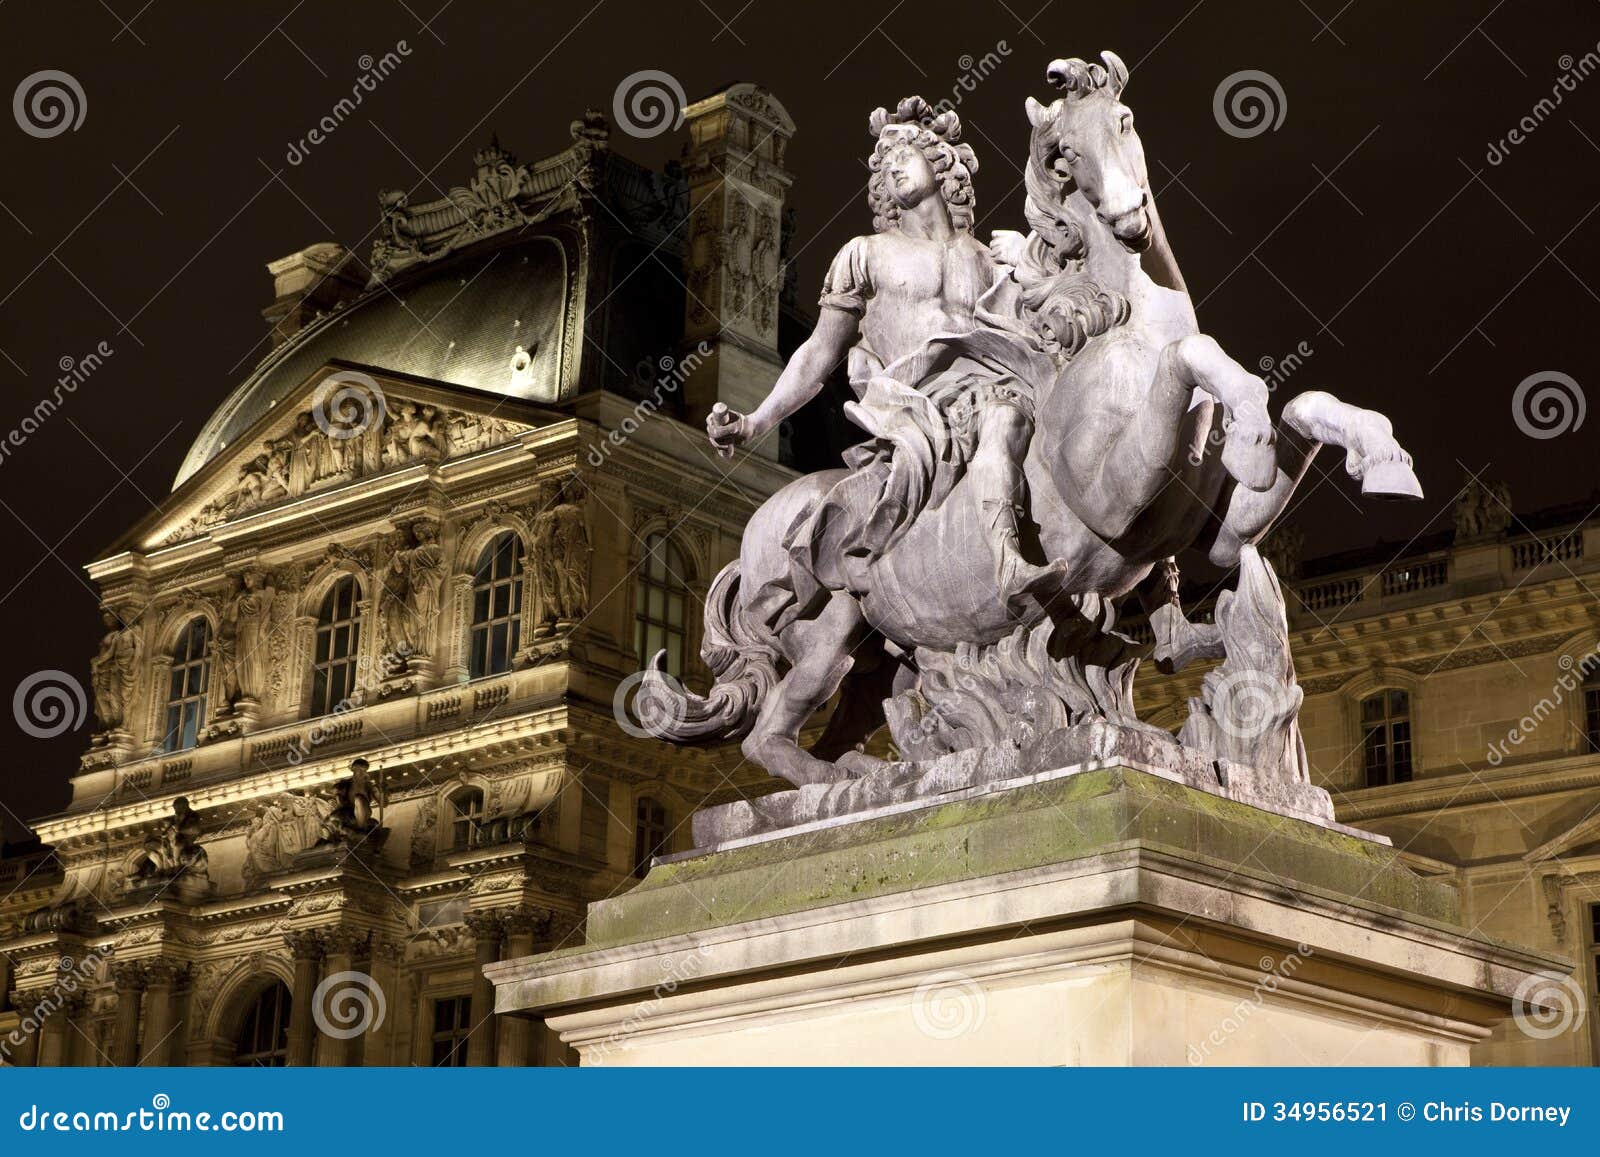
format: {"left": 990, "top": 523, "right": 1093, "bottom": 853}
{"left": 1003, "top": 92, "right": 1129, "bottom": 360}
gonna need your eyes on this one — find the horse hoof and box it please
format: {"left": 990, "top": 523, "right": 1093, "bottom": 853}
{"left": 1361, "top": 458, "right": 1424, "bottom": 501}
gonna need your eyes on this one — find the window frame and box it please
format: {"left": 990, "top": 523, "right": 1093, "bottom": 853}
{"left": 633, "top": 795, "right": 669, "bottom": 878}
{"left": 232, "top": 981, "right": 292, "bottom": 1067}
{"left": 1361, "top": 688, "right": 1414, "bottom": 787}
{"left": 311, "top": 575, "right": 364, "bottom": 717}
{"left": 429, "top": 993, "right": 472, "bottom": 1067}
{"left": 162, "top": 617, "right": 212, "bottom": 753}
{"left": 469, "top": 532, "right": 525, "bottom": 679}
{"left": 449, "top": 787, "right": 486, "bottom": 852}
{"left": 634, "top": 533, "right": 690, "bottom": 678}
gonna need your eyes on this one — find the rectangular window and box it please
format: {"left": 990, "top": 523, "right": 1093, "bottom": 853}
{"left": 1585, "top": 686, "right": 1600, "bottom": 752}
{"left": 430, "top": 995, "right": 472, "bottom": 1067}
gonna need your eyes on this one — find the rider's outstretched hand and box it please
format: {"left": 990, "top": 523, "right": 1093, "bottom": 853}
{"left": 707, "top": 402, "right": 750, "bottom": 458}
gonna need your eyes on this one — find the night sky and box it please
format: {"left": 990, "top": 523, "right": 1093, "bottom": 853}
{"left": 2, "top": 0, "right": 1598, "bottom": 836}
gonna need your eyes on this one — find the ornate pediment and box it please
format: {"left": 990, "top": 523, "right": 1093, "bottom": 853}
{"left": 147, "top": 365, "right": 539, "bottom": 549}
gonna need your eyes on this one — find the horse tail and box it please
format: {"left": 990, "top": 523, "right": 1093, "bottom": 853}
{"left": 634, "top": 561, "right": 779, "bottom": 742}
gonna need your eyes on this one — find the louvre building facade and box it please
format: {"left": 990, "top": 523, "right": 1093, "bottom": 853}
{"left": 1, "top": 84, "right": 1597, "bottom": 1068}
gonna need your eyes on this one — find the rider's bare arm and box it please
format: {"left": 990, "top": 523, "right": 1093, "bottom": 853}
{"left": 707, "top": 306, "right": 859, "bottom": 453}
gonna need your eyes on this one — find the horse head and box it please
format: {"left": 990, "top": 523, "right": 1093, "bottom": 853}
{"left": 1027, "top": 51, "right": 1152, "bottom": 253}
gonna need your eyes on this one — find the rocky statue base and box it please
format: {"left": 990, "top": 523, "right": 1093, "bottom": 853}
{"left": 488, "top": 766, "right": 1562, "bottom": 1066}
{"left": 691, "top": 723, "right": 1346, "bottom": 848}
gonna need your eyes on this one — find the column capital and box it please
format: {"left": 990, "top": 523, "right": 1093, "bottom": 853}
{"left": 141, "top": 960, "right": 185, "bottom": 988}
{"left": 110, "top": 960, "right": 148, "bottom": 990}
{"left": 464, "top": 910, "right": 506, "bottom": 944}
{"left": 499, "top": 907, "right": 552, "bottom": 938}
{"left": 283, "top": 929, "right": 325, "bottom": 960}
{"left": 318, "top": 928, "right": 368, "bottom": 958}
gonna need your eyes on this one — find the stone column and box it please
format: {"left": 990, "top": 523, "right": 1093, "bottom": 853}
{"left": 678, "top": 83, "right": 795, "bottom": 451}
{"left": 362, "top": 939, "right": 403, "bottom": 1066}
{"left": 138, "top": 961, "right": 181, "bottom": 1065}
{"left": 283, "top": 931, "right": 323, "bottom": 1067}
{"left": 316, "top": 930, "right": 363, "bottom": 1067}
{"left": 8, "top": 992, "right": 40, "bottom": 1066}
{"left": 36, "top": 996, "right": 73, "bottom": 1067}
{"left": 463, "top": 911, "right": 503, "bottom": 1067}
{"left": 495, "top": 910, "right": 545, "bottom": 1067}
{"left": 110, "top": 962, "right": 145, "bottom": 1066}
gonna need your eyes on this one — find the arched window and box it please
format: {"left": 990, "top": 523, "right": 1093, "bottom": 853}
{"left": 635, "top": 534, "right": 689, "bottom": 677}
{"left": 162, "top": 617, "right": 211, "bottom": 753}
{"left": 233, "top": 981, "right": 291, "bottom": 1067}
{"left": 1362, "top": 690, "right": 1413, "bottom": 786}
{"left": 470, "top": 533, "right": 524, "bottom": 678}
{"left": 312, "top": 577, "right": 363, "bottom": 716}
{"left": 449, "top": 787, "right": 486, "bottom": 851}
{"left": 633, "top": 796, "right": 668, "bottom": 878}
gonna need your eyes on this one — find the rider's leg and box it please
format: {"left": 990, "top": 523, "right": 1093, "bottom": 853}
{"left": 741, "top": 590, "right": 872, "bottom": 786}
{"left": 971, "top": 405, "right": 1066, "bottom": 602}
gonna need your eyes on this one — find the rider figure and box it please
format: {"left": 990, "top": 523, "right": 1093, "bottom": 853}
{"left": 708, "top": 97, "right": 1063, "bottom": 611}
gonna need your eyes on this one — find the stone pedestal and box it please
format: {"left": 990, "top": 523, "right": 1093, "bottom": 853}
{"left": 488, "top": 765, "right": 1566, "bottom": 1066}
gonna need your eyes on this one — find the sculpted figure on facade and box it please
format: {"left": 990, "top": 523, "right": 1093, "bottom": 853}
{"left": 219, "top": 568, "right": 276, "bottom": 709}
{"left": 1453, "top": 473, "right": 1513, "bottom": 541}
{"left": 379, "top": 519, "right": 444, "bottom": 661}
{"left": 128, "top": 796, "right": 209, "bottom": 891}
{"left": 89, "top": 606, "right": 141, "bottom": 732}
{"left": 532, "top": 479, "right": 591, "bottom": 630}
{"left": 644, "top": 54, "right": 1424, "bottom": 819}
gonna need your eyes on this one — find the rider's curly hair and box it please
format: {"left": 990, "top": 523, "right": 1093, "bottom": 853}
{"left": 867, "top": 97, "right": 978, "bottom": 234}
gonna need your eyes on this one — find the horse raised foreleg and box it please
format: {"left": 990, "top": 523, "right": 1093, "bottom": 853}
{"left": 1279, "top": 390, "right": 1422, "bottom": 500}
{"left": 741, "top": 590, "right": 872, "bottom": 787}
